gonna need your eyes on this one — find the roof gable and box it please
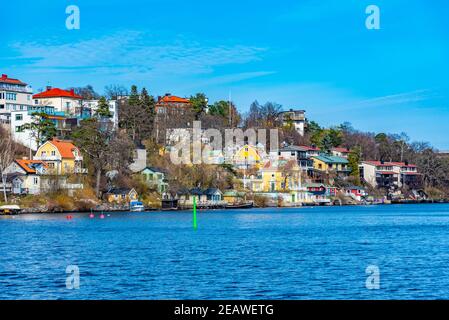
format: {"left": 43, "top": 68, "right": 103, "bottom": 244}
{"left": 47, "top": 139, "right": 78, "bottom": 159}
{"left": 33, "top": 88, "right": 83, "bottom": 99}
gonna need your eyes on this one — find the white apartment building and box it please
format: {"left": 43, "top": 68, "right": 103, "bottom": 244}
{"left": 360, "top": 161, "right": 421, "bottom": 189}
{"left": 0, "top": 74, "right": 33, "bottom": 125}
{"left": 83, "top": 99, "right": 119, "bottom": 128}
{"left": 278, "top": 109, "right": 306, "bottom": 136}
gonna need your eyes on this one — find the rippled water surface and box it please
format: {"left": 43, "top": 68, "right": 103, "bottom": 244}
{"left": 1, "top": 204, "right": 449, "bottom": 299}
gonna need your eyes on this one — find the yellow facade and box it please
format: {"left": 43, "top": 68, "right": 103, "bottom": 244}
{"left": 106, "top": 189, "right": 138, "bottom": 203}
{"left": 34, "top": 139, "right": 83, "bottom": 175}
{"left": 233, "top": 145, "right": 262, "bottom": 169}
{"left": 311, "top": 155, "right": 349, "bottom": 173}
{"left": 259, "top": 160, "right": 301, "bottom": 192}
{"left": 35, "top": 143, "right": 75, "bottom": 174}
{"left": 312, "top": 157, "right": 330, "bottom": 172}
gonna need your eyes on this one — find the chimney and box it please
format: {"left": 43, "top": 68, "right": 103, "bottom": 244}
{"left": 165, "top": 93, "right": 171, "bottom": 97}
{"left": 1, "top": 74, "right": 7, "bottom": 79}
{"left": 405, "top": 160, "right": 409, "bottom": 166}
{"left": 380, "top": 160, "right": 385, "bottom": 164}
{"left": 46, "top": 85, "right": 52, "bottom": 91}
{"left": 70, "top": 89, "right": 75, "bottom": 95}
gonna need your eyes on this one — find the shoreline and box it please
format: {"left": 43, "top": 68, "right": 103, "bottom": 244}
{"left": 3, "top": 200, "right": 449, "bottom": 215}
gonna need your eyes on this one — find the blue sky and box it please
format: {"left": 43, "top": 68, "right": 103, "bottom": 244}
{"left": 1, "top": 0, "right": 449, "bottom": 148}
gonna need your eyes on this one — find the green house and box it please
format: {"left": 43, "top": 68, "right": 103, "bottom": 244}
{"left": 139, "top": 167, "right": 169, "bottom": 193}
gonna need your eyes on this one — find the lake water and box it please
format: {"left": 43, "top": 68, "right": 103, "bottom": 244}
{"left": 1, "top": 204, "right": 449, "bottom": 300}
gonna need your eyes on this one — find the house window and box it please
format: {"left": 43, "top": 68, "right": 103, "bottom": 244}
{"left": 48, "top": 163, "right": 55, "bottom": 169}
{"left": 15, "top": 126, "right": 24, "bottom": 132}
{"left": 51, "top": 151, "right": 56, "bottom": 156}
{"left": 15, "top": 114, "right": 23, "bottom": 121}
{"left": 41, "top": 151, "right": 47, "bottom": 157}
{"left": 33, "top": 177, "right": 38, "bottom": 185}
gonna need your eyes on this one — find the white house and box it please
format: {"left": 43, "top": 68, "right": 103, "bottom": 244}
{"left": 83, "top": 99, "right": 119, "bottom": 128}
{"left": 0, "top": 74, "right": 33, "bottom": 125}
{"left": 3, "top": 159, "right": 47, "bottom": 195}
{"left": 32, "top": 87, "right": 82, "bottom": 116}
{"left": 278, "top": 109, "right": 306, "bottom": 136}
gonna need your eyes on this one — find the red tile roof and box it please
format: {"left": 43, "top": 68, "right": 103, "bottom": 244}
{"left": 33, "top": 88, "right": 83, "bottom": 99}
{"left": 15, "top": 159, "right": 47, "bottom": 174}
{"left": 48, "top": 139, "right": 79, "bottom": 159}
{"left": 378, "top": 171, "right": 397, "bottom": 175}
{"left": 157, "top": 95, "right": 190, "bottom": 104}
{"left": 0, "top": 74, "right": 27, "bottom": 86}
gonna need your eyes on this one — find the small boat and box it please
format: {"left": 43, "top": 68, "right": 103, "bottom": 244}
{"left": 0, "top": 205, "right": 21, "bottom": 215}
{"left": 225, "top": 202, "right": 254, "bottom": 209}
{"left": 129, "top": 201, "right": 145, "bottom": 212}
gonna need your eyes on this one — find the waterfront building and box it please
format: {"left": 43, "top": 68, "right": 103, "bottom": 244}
{"left": 249, "top": 159, "right": 302, "bottom": 193}
{"left": 33, "top": 138, "right": 86, "bottom": 175}
{"left": 3, "top": 159, "right": 47, "bottom": 195}
{"left": 304, "top": 183, "right": 337, "bottom": 204}
{"left": 311, "top": 155, "right": 350, "bottom": 176}
{"left": 104, "top": 188, "right": 138, "bottom": 204}
{"left": 223, "top": 190, "right": 246, "bottom": 204}
{"left": 277, "top": 109, "right": 306, "bottom": 136}
{"left": 3, "top": 159, "right": 83, "bottom": 195}
{"left": 0, "top": 74, "right": 33, "bottom": 125}
{"left": 360, "top": 161, "right": 421, "bottom": 189}
{"left": 342, "top": 186, "right": 367, "bottom": 202}
{"left": 177, "top": 188, "right": 225, "bottom": 208}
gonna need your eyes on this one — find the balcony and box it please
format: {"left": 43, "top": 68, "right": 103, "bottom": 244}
{"left": 74, "top": 168, "right": 88, "bottom": 174}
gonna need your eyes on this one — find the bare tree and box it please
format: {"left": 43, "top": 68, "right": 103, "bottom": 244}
{"left": 104, "top": 84, "right": 129, "bottom": 100}
{"left": 0, "top": 130, "right": 17, "bottom": 202}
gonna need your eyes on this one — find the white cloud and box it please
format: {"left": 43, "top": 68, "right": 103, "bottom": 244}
{"left": 10, "top": 30, "right": 267, "bottom": 81}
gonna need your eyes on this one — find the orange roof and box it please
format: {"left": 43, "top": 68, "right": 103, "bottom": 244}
{"left": 0, "top": 74, "right": 26, "bottom": 86}
{"left": 48, "top": 139, "right": 79, "bottom": 158}
{"left": 158, "top": 95, "right": 190, "bottom": 104}
{"left": 15, "top": 159, "right": 47, "bottom": 174}
{"left": 33, "top": 88, "right": 83, "bottom": 99}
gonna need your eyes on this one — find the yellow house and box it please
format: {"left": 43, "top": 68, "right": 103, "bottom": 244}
{"left": 233, "top": 145, "right": 262, "bottom": 170}
{"left": 33, "top": 138, "right": 85, "bottom": 175}
{"left": 253, "top": 159, "right": 301, "bottom": 192}
{"left": 311, "top": 155, "right": 350, "bottom": 176}
{"left": 104, "top": 188, "right": 138, "bottom": 203}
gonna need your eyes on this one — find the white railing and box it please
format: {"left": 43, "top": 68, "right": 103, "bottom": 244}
{"left": 74, "top": 168, "right": 88, "bottom": 174}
